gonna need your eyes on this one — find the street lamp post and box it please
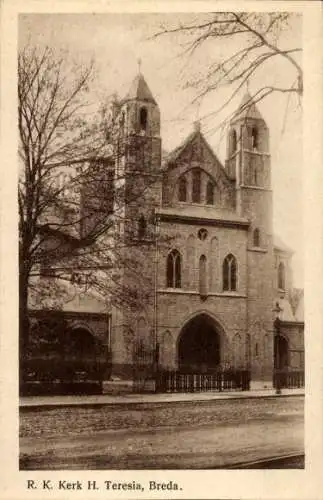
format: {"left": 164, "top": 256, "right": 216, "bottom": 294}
{"left": 154, "top": 214, "right": 160, "bottom": 383}
{"left": 273, "top": 301, "right": 283, "bottom": 395}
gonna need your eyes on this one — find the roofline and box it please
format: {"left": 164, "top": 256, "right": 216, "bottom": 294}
{"left": 29, "top": 308, "right": 110, "bottom": 320}
{"left": 274, "top": 245, "right": 294, "bottom": 256}
{"left": 156, "top": 211, "right": 250, "bottom": 229}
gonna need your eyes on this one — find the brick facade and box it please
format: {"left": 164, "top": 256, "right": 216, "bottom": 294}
{"left": 107, "top": 77, "right": 304, "bottom": 384}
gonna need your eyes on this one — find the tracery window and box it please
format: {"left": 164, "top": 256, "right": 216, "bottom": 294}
{"left": 166, "top": 250, "right": 181, "bottom": 288}
{"left": 223, "top": 253, "right": 237, "bottom": 291}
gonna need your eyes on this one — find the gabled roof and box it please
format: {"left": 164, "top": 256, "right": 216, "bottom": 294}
{"left": 232, "top": 92, "right": 265, "bottom": 123}
{"left": 274, "top": 235, "right": 294, "bottom": 255}
{"left": 164, "top": 127, "right": 232, "bottom": 182}
{"left": 124, "top": 72, "right": 157, "bottom": 104}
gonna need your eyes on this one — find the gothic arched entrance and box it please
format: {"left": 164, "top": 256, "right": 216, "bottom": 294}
{"left": 274, "top": 334, "right": 289, "bottom": 369}
{"left": 65, "top": 327, "right": 97, "bottom": 361}
{"left": 178, "top": 314, "right": 221, "bottom": 373}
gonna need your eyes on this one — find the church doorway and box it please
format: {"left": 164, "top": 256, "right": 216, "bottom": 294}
{"left": 178, "top": 314, "right": 221, "bottom": 373}
{"left": 274, "top": 334, "right": 289, "bottom": 369}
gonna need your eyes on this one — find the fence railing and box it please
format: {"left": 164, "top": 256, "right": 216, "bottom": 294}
{"left": 155, "top": 369, "right": 250, "bottom": 393}
{"left": 132, "top": 343, "right": 158, "bottom": 393}
{"left": 273, "top": 369, "right": 305, "bottom": 389}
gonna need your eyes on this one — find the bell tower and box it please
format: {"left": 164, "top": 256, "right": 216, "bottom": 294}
{"left": 110, "top": 69, "right": 162, "bottom": 377}
{"left": 226, "top": 92, "right": 274, "bottom": 385}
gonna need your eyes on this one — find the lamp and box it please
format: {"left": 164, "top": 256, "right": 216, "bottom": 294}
{"left": 273, "top": 301, "right": 283, "bottom": 395}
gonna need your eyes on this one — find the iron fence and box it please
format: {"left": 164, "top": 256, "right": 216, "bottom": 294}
{"left": 155, "top": 369, "right": 250, "bottom": 393}
{"left": 273, "top": 369, "right": 304, "bottom": 389}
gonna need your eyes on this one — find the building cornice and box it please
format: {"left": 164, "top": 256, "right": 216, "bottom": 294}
{"left": 156, "top": 212, "right": 250, "bottom": 230}
{"left": 157, "top": 289, "right": 247, "bottom": 299}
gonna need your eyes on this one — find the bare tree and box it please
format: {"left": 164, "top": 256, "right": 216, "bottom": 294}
{"left": 154, "top": 12, "right": 302, "bottom": 122}
{"left": 18, "top": 46, "right": 163, "bottom": 377}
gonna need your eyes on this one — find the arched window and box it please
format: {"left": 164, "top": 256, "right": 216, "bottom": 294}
{"left": 192, "top": 169, "right": 201, "bottom": 203}
{"left": 138, "top": 215, "right": 146, "bottom": 239}
{"left": 206, "top": 181, "right": 214, "bottom": 205}
{"left": 139, "top": 107, "right": 148, "bottom": 130}
{"left": 251, "top": 127, "right": 258, "bottom": 149}
{"left": 166, "top": 250, "right": 181, "bottom": 288}
{"left": 278, "top": 262, "right": 285, "bottom": 290}
{"left": 178, "top": 177, "right": 187, "bottom": 202}
{"left": 253, "top": 228, "right": 260, "bottom": 247}
{"left": 231, "top": 129, "right": 237, "bottom": 153}
{"left": 199, "top": 255, "right": 207, "bottom": 297}
{"left": 223, "top": 254, "right": 237, "bottom": 291}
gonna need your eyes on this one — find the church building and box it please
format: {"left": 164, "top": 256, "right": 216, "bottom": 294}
{"left": 106, "top": 71, "right": 304, "bottom": 387}
{"left": 29, "top": 70, "right": 304, "bottom": 390}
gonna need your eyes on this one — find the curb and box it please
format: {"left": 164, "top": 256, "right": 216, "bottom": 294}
{"left": 20, "top": 391, "right": 305, "bottom": 411}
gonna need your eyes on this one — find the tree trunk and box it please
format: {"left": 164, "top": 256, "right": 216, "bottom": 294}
{"left": 19, "top": 267, "right": 30, "bottom": 387}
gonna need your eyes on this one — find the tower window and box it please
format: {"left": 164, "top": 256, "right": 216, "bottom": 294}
{"left": 138, "top": 215, "right": 147, "bottom": 239}
{"left": 231, "top": 129, "right": 237, "bottom": 153}
{"left": 139, "top": 107, "right": 148, "bottom": 130}
{"left": 192, "top": 169, "right": 201, "bottom": 203}
{"left": 166, "top": 249, "right": 181, "bottom": 288}
{"left": 251, "top": 127, "right": 259, "bottom": 150}
{"left": 253, "top": 228, "right": 260, "bottom": 247}
{"left": 206, "top": 181, "right": 215, "bottom": 205}
{"left": 178, "top": 176, "right": 187, "bottom": 202}
{"left": 223, "top": 254, "right": 237, "bottom": 291}
{"left": 278, "top": 262, "right": 285, "bottom": 290}
{"left": 199, "top": 255, "right": 207, "bottom": 297}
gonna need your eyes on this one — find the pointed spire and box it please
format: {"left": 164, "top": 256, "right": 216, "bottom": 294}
{"left": 233, "top": 91, "right": 265, "bottom": 122}
{"left": 193, "top": 120, "right": 201, "bottom": 132}
{"left": 124, "top": 70, "right": 157, "bottom": 105}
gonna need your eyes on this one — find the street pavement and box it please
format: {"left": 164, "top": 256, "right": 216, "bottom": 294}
{"left": 20, "top": 395, "right": 304, "bottom": 469}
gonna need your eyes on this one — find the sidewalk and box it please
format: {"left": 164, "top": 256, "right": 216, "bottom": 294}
{"left": 20, "top": 387, "right": 304, "bottom": 409}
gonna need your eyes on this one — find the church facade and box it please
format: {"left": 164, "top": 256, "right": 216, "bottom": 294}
{"left": 29, "top": 71, "right": 304, "bottom": 389}
{"left": 107, "top": 72, "right": 304, "bottom": 386}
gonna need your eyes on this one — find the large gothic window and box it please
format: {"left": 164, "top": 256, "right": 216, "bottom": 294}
{"left": 199, "top": 255, "right": 207, "bottom": 297}
{"left": 140, "top": 107, "right": 148, "bottom": 131}
{"left": 167, "top": 250, "right": 181, "bottom": 288}
{"left": 278, "top": 262, "right": 285, "bottom": 290}
{"left": 223, "top": 254, "right": 237, "bottom": 291}
{"left": 206, "top": 181, "right": 215, "bottom": 205}
{"left": 192, "top": 169, "right": 201, "bottom": 203}
{"left": 178, "top": 176, "right": 187, "bottom": 202}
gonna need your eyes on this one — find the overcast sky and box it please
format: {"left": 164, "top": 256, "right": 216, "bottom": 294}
{"left": 19, "top": 12, "right": 303, "bottom": 286}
